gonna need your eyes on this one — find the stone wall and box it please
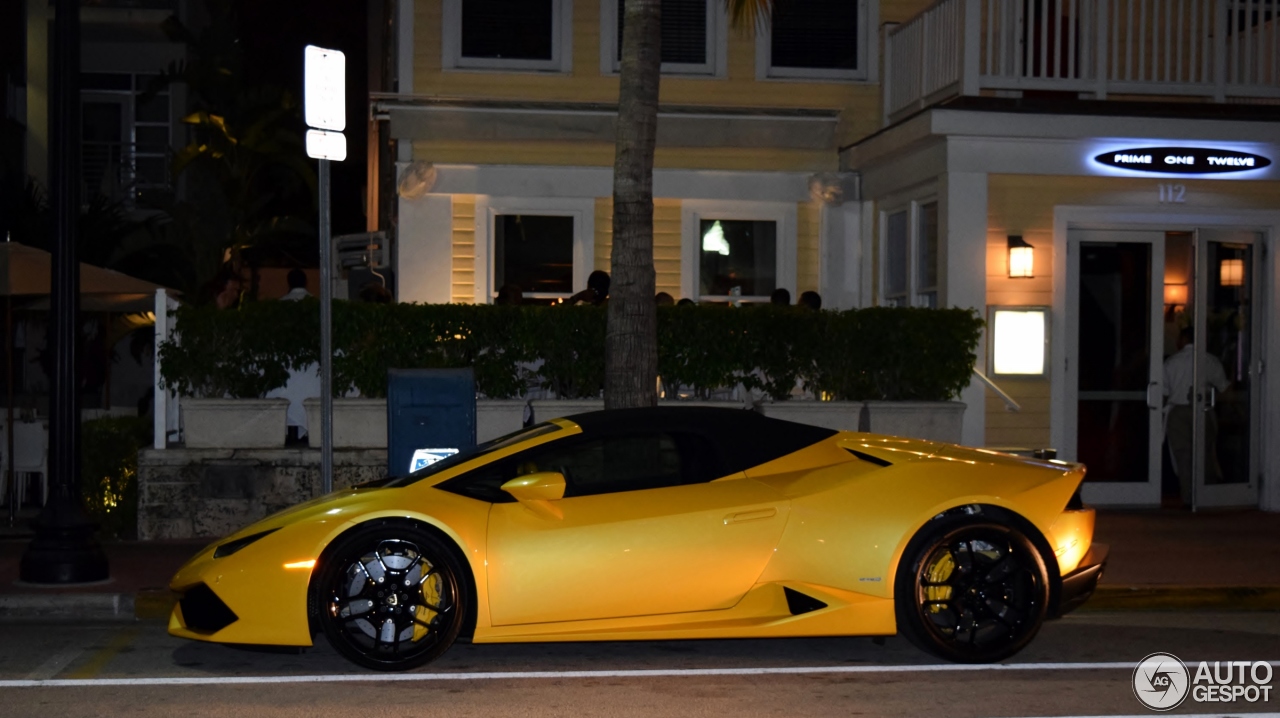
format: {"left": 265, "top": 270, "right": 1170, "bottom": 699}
{"left": 138, "top": 448, "right": 387, "bottom": 540}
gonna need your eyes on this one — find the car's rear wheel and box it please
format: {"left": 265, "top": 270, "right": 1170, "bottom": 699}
{"left": 895, "top": 518, "right": 1049, "bottom": 663}
{"left": 317, "top": 523, "right": 465, "bottom": 671}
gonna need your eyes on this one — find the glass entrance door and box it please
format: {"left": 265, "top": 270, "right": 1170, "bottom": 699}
{"left": 1068, "top": 230, "right": 1166, "bottom": 506}
{"left": 1188, "top": 230, "right": 1262, "bottom": 508}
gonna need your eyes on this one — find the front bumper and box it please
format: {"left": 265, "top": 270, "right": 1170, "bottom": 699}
{"left": 1054, "top": 543, "right": 1108, "bottom": 616}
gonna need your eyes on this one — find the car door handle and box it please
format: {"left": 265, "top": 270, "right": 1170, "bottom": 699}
{"left": 724, "top": 508, "right": 777, "bottom": 525}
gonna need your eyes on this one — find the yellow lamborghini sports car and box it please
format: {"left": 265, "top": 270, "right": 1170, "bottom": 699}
{"left": 169, "top": 407, "right": 1107, "bottom": 671}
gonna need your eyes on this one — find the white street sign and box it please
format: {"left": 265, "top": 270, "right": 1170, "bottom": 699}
{"left": 306, "top": 129, "right": 347, "bottom": 161}
{"left": 304, "top": 45, "right": 345, "bottom": 132}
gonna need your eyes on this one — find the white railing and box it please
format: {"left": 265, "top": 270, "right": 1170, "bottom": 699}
{"left": 885, "top": 0, "right": 1280, "bottom": 124}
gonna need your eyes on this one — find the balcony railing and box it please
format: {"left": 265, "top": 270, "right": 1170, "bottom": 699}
{"left": 82, "top": 140, "right": 173, "bottom": 208}
{"left": 884, "top": 0, "right": 1280, "bottom": 125}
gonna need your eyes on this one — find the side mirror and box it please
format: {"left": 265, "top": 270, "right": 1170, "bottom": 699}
{"left": 501, "top": 472, "right": 566, "bottom": 502}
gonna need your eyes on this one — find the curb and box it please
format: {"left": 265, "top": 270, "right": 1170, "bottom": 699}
{"left": 1082, "top": 585, "right": 1280, "bottom": 611}
{"left": 0, "top": 593, "right": 136, "bottom": 622}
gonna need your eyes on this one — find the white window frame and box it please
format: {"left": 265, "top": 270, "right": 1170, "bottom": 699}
{"left": 474, "top": 197, "right": 595, "bottom": 304}
{"left": 681, "top": 200, "right": 796, "bottom": 303}
{"left": 443, "top": 0, "right": 574, "bottom": 73}
{"left": 754, "top": 0, "right": 875, "bottom": 82}
{"left": 879, "top": 196, "right": 939, "bottom": 308}
{"left": 599, "top": 0, "right": 727, "bottom": 77}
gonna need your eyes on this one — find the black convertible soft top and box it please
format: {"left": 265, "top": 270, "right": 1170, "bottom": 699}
{"left": 563, "top": 407, "right": 837, "bottom": 476}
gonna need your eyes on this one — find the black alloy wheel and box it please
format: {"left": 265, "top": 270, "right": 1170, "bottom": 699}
{"left": 316, "top": 523, "right": 466, "bottom": 671}
{"left": 895, "top": 519, "right": 1049, "bottom": 663}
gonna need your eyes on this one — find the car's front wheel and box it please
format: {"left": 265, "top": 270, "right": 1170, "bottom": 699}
{"left": 895, "top": 518, "right": 1049, "bottom": 663}
{"left": 316, "top": 522, "right": 466, "bottom": 671}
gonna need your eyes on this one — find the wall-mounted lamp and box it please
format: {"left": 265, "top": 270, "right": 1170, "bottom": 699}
{"left": 1008, "top": 236, "right": 1034, "bottom": 278}
{"left": 989, "top": 306, "right": 1049, "bottom": 377}
{"left": 1163, "top": 283, "right": 1188, "bottom": 306}
{"left": 1220, "top": 258, "right": 1244, "bottom": 287}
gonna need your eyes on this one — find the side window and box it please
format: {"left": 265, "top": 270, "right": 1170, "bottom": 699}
{"left": 520, "top": 433, "right": 683, "bottom": 497}
{"left": 438, "top": 430, "right": 726, "bottom": 502}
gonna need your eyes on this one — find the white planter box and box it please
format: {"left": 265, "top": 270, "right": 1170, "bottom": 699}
{"left": 304, "top": 398, "right": 388, "bottom": 448}
{"left": 762, "top": 400, "right": 965, "bottom": 443}
{"left": 181, "top": 398, "right": 289, "bottom": 449}
{"left": 863, "top": 401, "right": 965, "bottom": 443}
{"left": 477, "top": 400, "right": 529, "bottom": 443}
{"left": 761, "top": 401, "right": 866, "bottom": 433}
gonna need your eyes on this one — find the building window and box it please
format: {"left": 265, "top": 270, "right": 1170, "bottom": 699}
{"left": 600, "top": 0, "right": 723, "bottom": 76}
{"left": 444, "top": 0, "right": 571, "bottom": 72}
{"left": 476, "top": 197, "right": 594, "bottom": 305}
{"left": 80, "top": 72, "right": 172, "bottom": 206}
{"left": 699, "top": 219, "right": 777, "bottom": 299}
{"left": 916, "top": 202, "right": 938, "bottom": 308}
{"left": 757, "top": 0, "right": 870, "bottom": 81}
{"left": 494, "top": 215, "right": 575, "bottom": 302}
{"left": 884, "top": 210, "right": 909, "bottom": 306}
{"left": 882, "top": 201, "right": 939, "bottom": 308}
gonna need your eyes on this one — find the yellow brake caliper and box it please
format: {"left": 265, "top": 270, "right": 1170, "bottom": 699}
{"left": 923, "top": 553, "right": 954, "bottom": 613}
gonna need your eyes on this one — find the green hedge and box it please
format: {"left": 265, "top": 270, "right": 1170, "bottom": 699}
{"left": 80, "top": 416, "right": 150, "bottom": 540}
{"left": 160, "top": 302, "right": 982, "bottom": 402}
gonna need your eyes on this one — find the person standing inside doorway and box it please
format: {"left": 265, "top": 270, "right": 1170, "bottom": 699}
{"left": 1163, "top": 326, "right": 1229, "bottom": 505}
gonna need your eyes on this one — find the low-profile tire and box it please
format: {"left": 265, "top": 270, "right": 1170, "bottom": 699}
{"left": 894, "top": 517, "right": 1049, "bottom": 663}
{"left": 316, "top": 522, "right": 466, "bottom": 671}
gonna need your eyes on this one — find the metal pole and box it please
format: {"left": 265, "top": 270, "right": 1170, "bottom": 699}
{"left": 6, "top": 293, "right": 14, "bottom": 527}
{"left": 20, "top": 0, "right": 108, "bottom": 582}
{"left": 319, "top": 159, "right": 333, "bottom": 495}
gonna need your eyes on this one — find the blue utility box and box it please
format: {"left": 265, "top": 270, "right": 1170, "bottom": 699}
{"left": 386, "top": 368, "right": 476, "bottom": 475}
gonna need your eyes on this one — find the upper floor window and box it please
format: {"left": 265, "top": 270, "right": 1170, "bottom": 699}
{"left": 882, "top": 200, "right": 939, "bottom": 308}
{"left": 600, "top": 0, "right": 724, "bottom": 76}
{"left": 757, "top": 0, "right": 870, "bottom": 81}
{"left": 80, "top": 72, "right": 172, "bottom": 206}
{"left": 444, "top": 0, "right": 572, "bottom": 72}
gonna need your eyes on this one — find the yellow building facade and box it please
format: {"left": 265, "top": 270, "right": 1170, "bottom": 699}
{"left": 380, "top": 0, "right": 1280, "bottom": 511}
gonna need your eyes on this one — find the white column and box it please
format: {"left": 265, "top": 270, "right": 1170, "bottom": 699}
{"left": 941, "top": 171, "right": 988, "bottom": 447}
{"left": 818, "top": 201, "right": 863, "bottom": 310}
{"left": 397, "top": 194, "right": 454, "bottom": 304}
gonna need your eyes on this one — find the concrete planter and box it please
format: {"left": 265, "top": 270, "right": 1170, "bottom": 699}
{"left": 181, "top": 397, "right": 289, "bottom": 449}
{"left": 304, "top": 398, "right": 388, "bottom": 448}
{"left": 761, "top": 401, "right": 866, "bottom": 433}
{"left": 476, "top": 399, "right": 751, "bottom": 442}
{"left": 863, "top": 401, "right": 965, "bottom": 443}
{"left": 761, "top": 400, "right": 964, "bottom": 443}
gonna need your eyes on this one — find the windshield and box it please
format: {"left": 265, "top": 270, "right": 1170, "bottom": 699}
{"left": 385, "top": 422, "right": 563, "bottom": 488}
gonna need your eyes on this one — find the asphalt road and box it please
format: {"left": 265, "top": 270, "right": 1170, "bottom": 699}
{"left": 0, "top": 611, "right": 1277, "bottom": 717}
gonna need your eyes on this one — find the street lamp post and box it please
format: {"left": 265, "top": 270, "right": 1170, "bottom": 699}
{"left": 20, "top": 0, "right": 110, "bottom": 583}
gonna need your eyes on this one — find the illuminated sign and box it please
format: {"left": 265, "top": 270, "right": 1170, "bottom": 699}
{"left": 1094, "top": 147, "right": 1271, "bottom": 175}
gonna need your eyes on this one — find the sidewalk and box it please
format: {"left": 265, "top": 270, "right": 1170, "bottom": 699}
{"left": 0, "top": 510, "right": 1277, "bottom": 622}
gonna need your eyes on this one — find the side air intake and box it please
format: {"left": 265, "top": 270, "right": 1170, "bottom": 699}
{"left": 783, "top": 587, "right": 829, "bottom": 616}
{"left": 179, "top": 583, "right": 239, "bottom": 633}
{"left": 846, "top": 448, "right": 892, "bottom": 467}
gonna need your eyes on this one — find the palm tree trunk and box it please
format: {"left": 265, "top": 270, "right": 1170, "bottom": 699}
{"left": 606, "top": 0, "right": 661, "bottom": 409}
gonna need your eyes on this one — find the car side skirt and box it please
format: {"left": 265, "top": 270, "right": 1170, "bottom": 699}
{"left": 470, "top": 582, "right": 896, "bottom": 643}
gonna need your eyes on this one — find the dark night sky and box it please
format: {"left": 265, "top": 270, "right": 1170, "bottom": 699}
{"left": 235, "top": 0, "right": 370, "bottom": 238}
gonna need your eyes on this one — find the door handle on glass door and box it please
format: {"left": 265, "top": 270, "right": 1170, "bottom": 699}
{"left": 1205, "top": 386, "right": 1216, "bottom": 411}
{"left": 1146, "top": 382, "right": 1160, "bottom": 410}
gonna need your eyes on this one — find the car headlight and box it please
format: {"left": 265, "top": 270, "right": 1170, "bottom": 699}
{"left": 213, "top": 528, "right": 279, "bottom": 558}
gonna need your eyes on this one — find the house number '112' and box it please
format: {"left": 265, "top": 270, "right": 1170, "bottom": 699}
{"left": 1158, "top": 184, "right": 1187, "bottom": 203}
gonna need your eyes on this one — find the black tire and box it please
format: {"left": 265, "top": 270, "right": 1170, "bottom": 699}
{"left": 894, "top": 518, "right": 1049, "bottom": 663}
{"left": 316, "top": 522, "right": 466, "bottom": 671}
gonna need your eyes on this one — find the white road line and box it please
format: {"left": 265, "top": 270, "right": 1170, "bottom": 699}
{"left": 2, "top": 659, "right": 1277, "bottom": 689}
{"left": 1010, "top": 715, "right": 1280, "bottom": 718}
